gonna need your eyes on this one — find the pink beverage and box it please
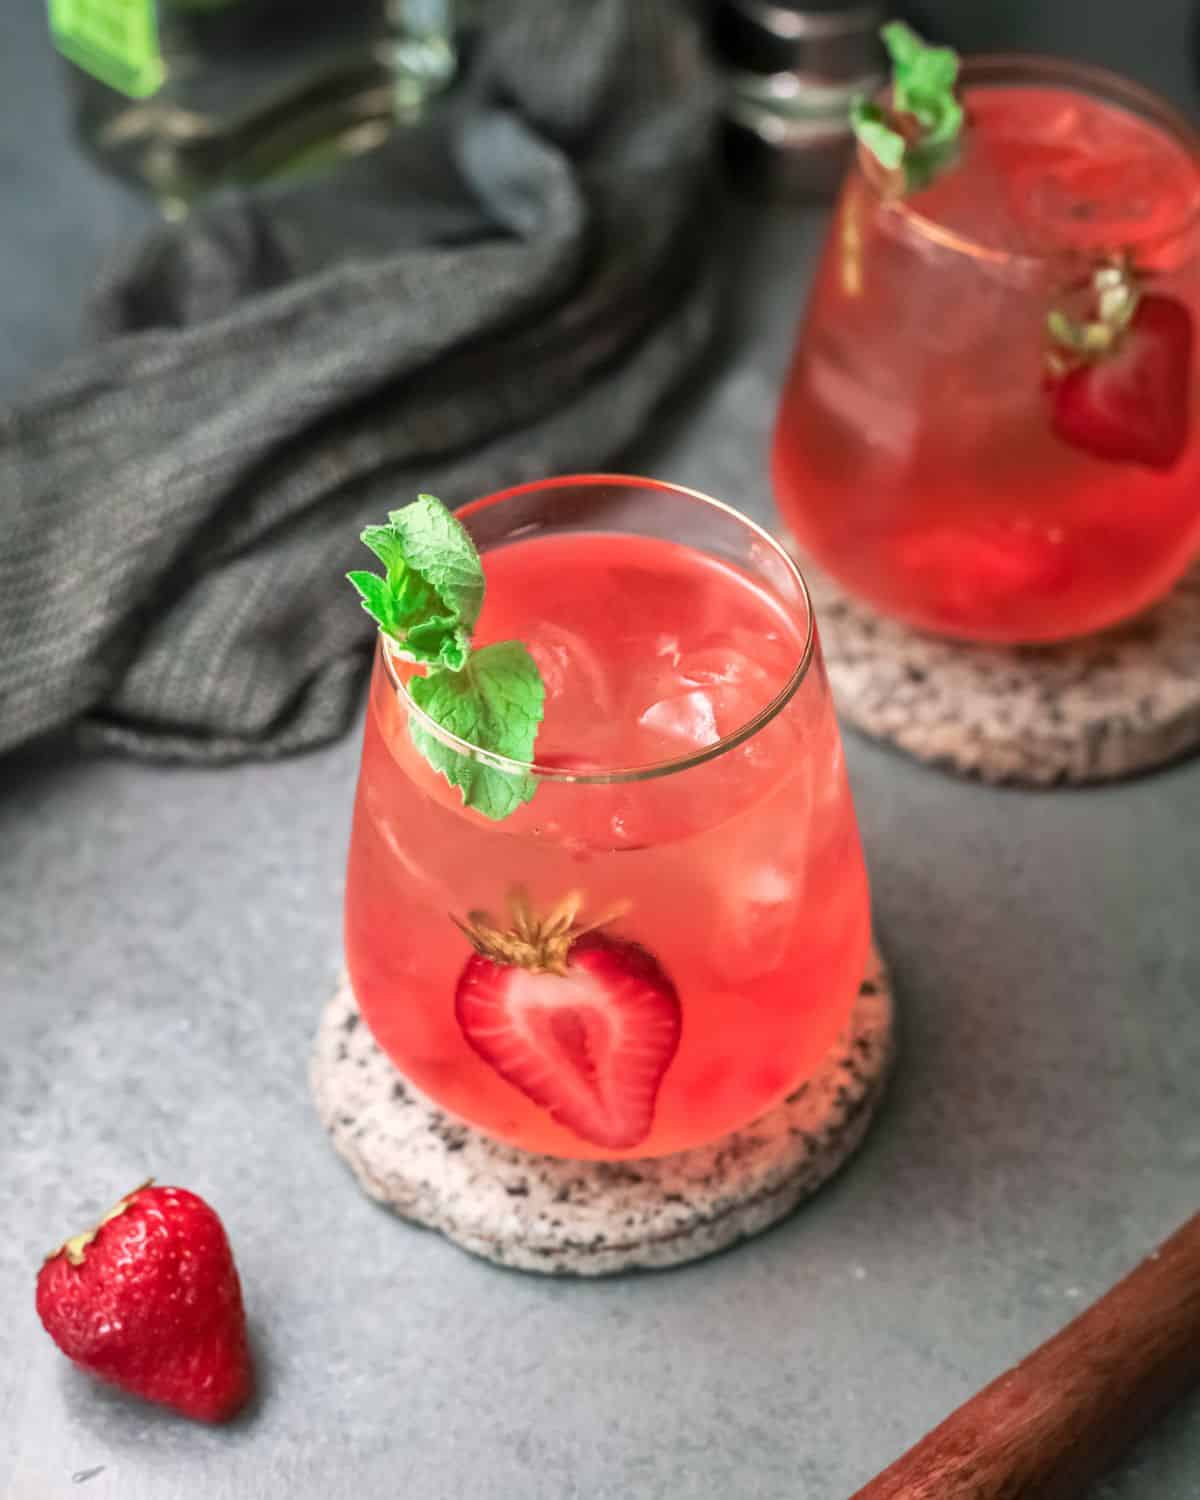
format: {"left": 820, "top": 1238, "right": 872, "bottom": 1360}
{"left": 344, "top": 477, "right": 871, "bottom": 1159}
{"left": 773, "top": 59, "right": 1200, "bottom": 643}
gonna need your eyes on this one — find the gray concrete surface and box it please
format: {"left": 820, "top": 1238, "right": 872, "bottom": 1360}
{"left": 3, "top": 4, "right": 1200, "bottom": 1498}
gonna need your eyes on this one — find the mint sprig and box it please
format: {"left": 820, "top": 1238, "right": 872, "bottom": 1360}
{"left": 851, "top": 22, "right": 963, "bottom": 193}
{"left": 348, "top": 493, "right": 484, "bottom": 670}
{"left": 348, "top": 495, "right": 545, "bottom": 820}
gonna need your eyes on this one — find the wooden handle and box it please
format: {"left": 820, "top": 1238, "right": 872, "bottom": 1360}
{"left": 852, "top": 1212, "right": 1200, "bottom": 1500}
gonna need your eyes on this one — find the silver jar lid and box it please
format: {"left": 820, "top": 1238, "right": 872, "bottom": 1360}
{"left": 722, "top": 69, "right": 880, "bottom": 198}
{"left": 713, "top": 0, "right": 885, "bottom": 80}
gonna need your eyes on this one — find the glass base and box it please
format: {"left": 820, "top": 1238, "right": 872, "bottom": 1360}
{"left": 311, "top": 947, "right": 894, "bottom": 1276}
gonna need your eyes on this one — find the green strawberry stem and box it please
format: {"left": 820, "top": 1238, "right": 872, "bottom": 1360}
{"left": 851, "top": 21, "right": 964, "bottom": 194}
{"left": 53, "top": 1180, "right": 154, "bottom": 1266}
{"left": 1046, "top": 259, "right": 1141, "bottom": 373}
{"left": 348, "top": 495, "right": 545, "bottom": 821}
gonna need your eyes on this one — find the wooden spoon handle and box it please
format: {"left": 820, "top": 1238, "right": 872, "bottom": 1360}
{"left": 852, "top": 1212, "right": 1200, "bottom": 1500}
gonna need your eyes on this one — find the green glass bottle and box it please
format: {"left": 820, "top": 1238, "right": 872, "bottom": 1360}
{"left": 48, "top": 0, "right": 461, "bottom": 212}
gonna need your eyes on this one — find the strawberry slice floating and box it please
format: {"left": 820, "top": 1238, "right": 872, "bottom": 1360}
{"left": 1048, "top": 289, "right": 1193, "bottom": 471}
{"left": 454, "top": 892, "right": 681, "bottom": 1150}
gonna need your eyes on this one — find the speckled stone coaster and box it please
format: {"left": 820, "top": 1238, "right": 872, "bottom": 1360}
{"left": 311, "top": 949, "right": 893, "bottom": 1276}
{"left": 806, "top": 564, "right": 1200, "bottom": 785}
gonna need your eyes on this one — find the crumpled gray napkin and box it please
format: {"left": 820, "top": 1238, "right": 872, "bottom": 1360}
{"left": 0, "top": 0, "right": 718, "bottom": 762}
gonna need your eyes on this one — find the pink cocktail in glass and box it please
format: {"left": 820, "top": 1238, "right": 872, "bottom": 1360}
{"left": 774, "top": 58, "right": 1200, "bottom": 643}
{"left": 344, "top": 476, "right": 871, "bottom": 1159}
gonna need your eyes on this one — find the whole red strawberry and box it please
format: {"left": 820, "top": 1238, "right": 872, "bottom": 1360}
{"left": 36, "top": 1182, "right": 252, "bottom": 1423}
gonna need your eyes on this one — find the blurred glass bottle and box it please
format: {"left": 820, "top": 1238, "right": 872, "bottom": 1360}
{"left": 48, "top": 0, "right": 463, "bottom": 212}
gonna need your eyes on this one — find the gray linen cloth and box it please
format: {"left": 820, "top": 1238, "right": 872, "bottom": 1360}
{"left": 0, "top": 0, "right": 718, "bottom": 762}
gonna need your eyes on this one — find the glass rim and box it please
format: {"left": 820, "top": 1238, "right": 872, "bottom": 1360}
{"left": 858, "top": 52, "right": 1200, "bottom": 271}
{"left": 378, "top": 474, "right": 817, "bottom": 786}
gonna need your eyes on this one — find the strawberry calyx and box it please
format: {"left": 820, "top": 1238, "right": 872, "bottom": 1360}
{"left": 452, "top": 888, "right": 630, "bottom": 977}
{"left": 1045, "top": 258, "right": 1141, "bottom": 376}
{"left": 50, "top": 1180, "right": 154, "bottom": 1267}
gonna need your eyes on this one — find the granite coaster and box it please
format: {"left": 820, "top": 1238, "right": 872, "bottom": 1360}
{"left": 806, "top": 564, "right": 1200, "bottom": 785}
{"left": 311, "top": 949, "right": 893, "bottom": 1276}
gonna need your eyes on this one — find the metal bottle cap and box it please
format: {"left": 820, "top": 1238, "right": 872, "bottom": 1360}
{"left": 722, "top": 72, "right": 879, "bottom": 198}
{"left": 713, "top": 0, "right": 885, "bottom": 80}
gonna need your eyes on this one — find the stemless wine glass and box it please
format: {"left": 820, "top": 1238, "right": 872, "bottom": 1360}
{"left": 343, "top": 476, "right": 871, "bottom": 1160}
{"left": 773, "top": 56, "right": 1200, "bottom": 644}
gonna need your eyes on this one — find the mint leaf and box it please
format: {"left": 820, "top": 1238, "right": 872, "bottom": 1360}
{"left": 885, "top": 22, "right": 953, "bottom": 87}
{"left": 902, "top": 135, "right": 962, "bottom": 193}
{"left": 386, "top": 494, "right": 485, "bottom": 633}
{"left": 409, "top": 643, "right": 545, "bottom": 821}
{"left": 884, "top": 22, "right": 961, "bottom": 142}
{"left": 347, "top": 570, "right": 400, "bottom": 637}
{"left": 849, "top": 101, "right": 906, "bottom": 172}
{"left": 852, "top": 21, "right": 962, "bottom": 193}
{"left": 348, "top": 493, "right": 483, "bottom": 670}
{"left": 348, "top": 493, "right": 547, "bottom": 819}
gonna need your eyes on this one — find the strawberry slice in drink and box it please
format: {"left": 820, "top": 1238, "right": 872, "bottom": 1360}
{"left": 454, "top": 896, "right": 681, "bottom": 1150}
{"left": 1049, "top": 293, "right": 1193, "bottom": 470}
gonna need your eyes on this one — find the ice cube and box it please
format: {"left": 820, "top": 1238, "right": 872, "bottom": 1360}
{"left": 638, "top": 691, "right": 721, "bottom": 750}
{"left": 654, "top": 633, "right": 682, "bottom": 668}
{"left": 677, "top": 645, "right": 773, "bottom": 693}
{"left": 528, "top": 622, "right": 617, "bottom": 713}
{"left": 673, "top": 636, "right": 787, "bottom": 737}
{"left": 714, "top": 863, "right": 801, "bottom": 982}
{"left": 634, "top": 633, "right": 790, "bottom": 761}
